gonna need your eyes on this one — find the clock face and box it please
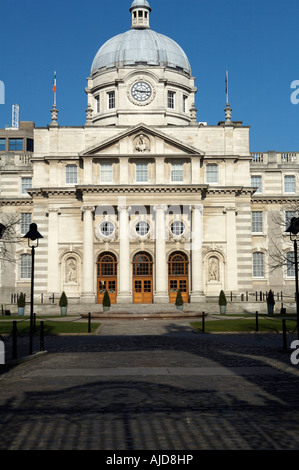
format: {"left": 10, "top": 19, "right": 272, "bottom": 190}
{"left": 131, "top": 81, "right": 152, "bottom": 102}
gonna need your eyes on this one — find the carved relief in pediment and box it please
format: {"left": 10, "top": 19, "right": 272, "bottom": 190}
{"left": 133, "top": 134, "right": 151, "bottom": 153}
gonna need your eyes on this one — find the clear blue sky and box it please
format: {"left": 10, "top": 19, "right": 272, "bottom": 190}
{"left": 1, "top": 0, "right": 298, "bottom": 151}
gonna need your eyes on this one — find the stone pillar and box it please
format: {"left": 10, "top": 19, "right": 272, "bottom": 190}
{"left": 47, "top": 207, "right": 60, "bottom": 294}
{"left": 153, "top": 204, "right": 168, "bottom": 303}
{"left": 225, "top": 206, "right": 238, "bottom": 292}
{"left": 190, "top": 204, "right": 205, "bottom": 302}
{"left": 81, "top": 205, "right": 95, "bottom": 303}
{"left": 117, "top": 202, "right": 132, "bottom": 303}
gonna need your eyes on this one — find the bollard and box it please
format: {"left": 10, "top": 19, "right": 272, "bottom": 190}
{"left": 88, "top": 312, "right": 91, "bottom": 333}
{"left": 255, "top": 311, "right": 259, "bottom": 332}
{"left": 12, "top": 321, "right": 17, "bottom": 360}
{"left": 202, "top": 311, "right": 205, "bottom": 333}
{"left": 40, "top": 321, "right": 44, "bottom": 351}
{"left": 282, "top": 319, "right": 287, "bottom": 350}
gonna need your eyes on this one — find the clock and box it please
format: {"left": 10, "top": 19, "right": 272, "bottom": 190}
{"left": 131, "top": 81, "right": 152, "bottom": 102}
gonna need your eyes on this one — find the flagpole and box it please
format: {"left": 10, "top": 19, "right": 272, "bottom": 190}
{"left": 226, "top": 70, "right": 229, "bottom": 105}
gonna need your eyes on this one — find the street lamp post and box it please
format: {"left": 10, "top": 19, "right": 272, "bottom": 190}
{"left": 286, "top": 217, "right": 299, "bottom": 340}
{"left": 23, "top": 223, "right": 43, "bottom": 355}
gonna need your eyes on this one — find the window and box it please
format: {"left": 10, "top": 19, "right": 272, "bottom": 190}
{"left": 9, "top": 138, "right": 23, "bottom": 151}
{"left": 171, "top": 163, "right": 184, "bottom": 182}
{"left": 183, "top": 95, "right": 187, "bottom": 113}
{"left": 168, "top": 91, "right": 175, "bottom": 109}
{"left": 136, "top": 163, "right": 148, "bottom": 183}
{"left": 95, "top": 96, "right": 100, "bottom": 113}
{"left": 21, "top": 177, "right": 32, "bottom": 195}
{"left": 170, "top": 221, "right": 185, "bottom": 236}
{"left": 26, "top": 139, "right": 34, "bottom": 152}
{"left": 284, "top": 175, "right": 296, "bottom": 193}
{"left": 0, "top": 138, "right": 5, "bottom": 151}
{"left": 251, "top": 175, "right": 262, "bottom": 193}
{"left": 135, "top": 221, "right": 150, "bottom": 236}
{"left": 100, "top": 163, "right": 113, "bottom": 183}
{"left": 252, "top": 212, "right": 263, "bottom": 233}
{"left": 20, "top": 254, "right": 31, "bottom": 279}
{"left": 253, "top": 252, "right": 264, "bottom": 278}
{"left": 206, "top": 164, "right": 218, "bottom": 184}
{"left": 100, "top": 221, "right": 115, "bottom": 237}
{"left": 108, "top": 91, "right": 115, "bottom": 109}
{"left": 66, "top": 165, "right": 77, "bottom": 184}
{"left": 287, "top": 252, "right": 295, "bottom": 277}
{"left": 20, "top": 213, "right": 32, "bottom": 235}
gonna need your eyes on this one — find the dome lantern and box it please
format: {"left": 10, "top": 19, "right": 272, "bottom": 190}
{"left": 130, "top": 0, "right": 151, "bottom": 29}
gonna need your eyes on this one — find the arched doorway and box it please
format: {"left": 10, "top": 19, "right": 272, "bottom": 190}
{"left": 97, "top": 252, "right": 117, "bottom": 304}
{"left": 168, "top": 251, "right": 189, "bottom": 303}
{"left": 133, "top": 252, "right": 153, "bottom": 303}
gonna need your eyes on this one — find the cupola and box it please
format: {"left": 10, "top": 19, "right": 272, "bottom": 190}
{"left": 130, "top": 0, "right": 151, "bottom": 29}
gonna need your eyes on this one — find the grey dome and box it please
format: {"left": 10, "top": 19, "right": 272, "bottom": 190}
{"left": 130, "top": 0, "right": 151, "bottom": 10}
{"left": 91, "top": 29, "right": 192, "bottom": 77}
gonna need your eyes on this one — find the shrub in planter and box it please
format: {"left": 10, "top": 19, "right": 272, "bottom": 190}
{"left": 267, "top": 290, "right": 275, "bottom": 314}
{"left": 175, "top": 289, "right": 184, "bottom": 310}
{"left": 17, "top": 292, "right": 26, "bottom": 316}
{"left": 59, "top": 291, "right": 68, "bottom": 315}
{"left": 219, "top": 290, "right": 227, "bottom": 315}
{"left": 103, "top": 290, "right": 111, "bottom": 311}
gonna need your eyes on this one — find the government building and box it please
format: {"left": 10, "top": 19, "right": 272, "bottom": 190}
{"left": 0, "top": 0, "right": 298, "bottom": 308}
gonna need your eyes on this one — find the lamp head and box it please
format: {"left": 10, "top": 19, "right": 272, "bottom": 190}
{"left": 23, "top": 223, "right": 43, "bottom": 242}
{"left": 286, "top": 217, "right": 299, "bottom": 235}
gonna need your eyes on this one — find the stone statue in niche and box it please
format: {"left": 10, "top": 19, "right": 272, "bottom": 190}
{"left": 135, "top": 134, "right": 149, "bottom": 153}
{"left": 66, "top": 258, "right": 77, "bottom": 283}
{"left": 208, "top": 257, "right": 219, "bottom": 281}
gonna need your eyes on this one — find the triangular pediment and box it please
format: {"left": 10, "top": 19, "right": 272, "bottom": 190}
{"left": 80, "top": 124, "right": 205, "bottom": 157}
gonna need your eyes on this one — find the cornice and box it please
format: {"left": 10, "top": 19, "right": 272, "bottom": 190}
{"left": 251, "top": 195, "right": 299, "bottom": 204}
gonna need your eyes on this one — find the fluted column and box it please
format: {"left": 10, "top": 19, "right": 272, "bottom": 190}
{"left": 118, "top": 203, "right": 132, "bottom": 303}
{"left": 225, "top": 206, "right": 238, "bottom": 291}
{"left": 47, "top": 207, "right": 60, "bottom": 294}
{"left": 190, "top": 204, "right": 205, "bottom": 302}
{"left": 81, "top": 205, "right": 95, "bottom": 302}
{"left": 153, "top": 204, "right": 168, "bottom": 303}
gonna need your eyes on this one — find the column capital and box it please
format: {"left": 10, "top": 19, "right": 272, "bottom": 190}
{"left": 190, "top": 204, "right": 203, "bottom": 213}
{"left": 81, "top": 205, "right": 95, "bottom": 213}
{"left": 153, "top": 204, "right": 168, "bottom": 212}
{"left": 47, "top": 207, "right": 61, "bottom": 215}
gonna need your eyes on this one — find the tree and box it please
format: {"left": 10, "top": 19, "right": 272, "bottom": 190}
{"left": 0, "top": 210, "right": 21, "bottom": 263}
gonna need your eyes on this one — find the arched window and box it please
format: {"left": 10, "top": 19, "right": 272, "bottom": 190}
{"left": 97, "top": 253, "right": 117, "bottom": 276}
{"left": 133, "top": 252, "right": 152, "bottom": 276}
{"left": 168, "top": 252, "right": 188, "bottom": 276}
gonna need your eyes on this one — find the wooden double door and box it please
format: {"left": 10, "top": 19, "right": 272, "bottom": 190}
{"left": 168, "top": 252, "right": 189, "bottom": 303}
{"left": 133, "top": 252, "right": 153, "bottom": 304}
{"left": 97, "top": 252, "right": 117, "bottom": 304}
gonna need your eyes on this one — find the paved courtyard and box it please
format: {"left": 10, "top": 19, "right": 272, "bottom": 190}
{"left": 1, "top": 319, "right": 299, "bottom": 451}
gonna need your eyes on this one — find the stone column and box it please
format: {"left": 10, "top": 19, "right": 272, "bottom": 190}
{"left": 190, "top": 204, "right": 205, "bottom": 302}
{"left": 117, "top": 202, "right": 132, "bottom": 303}
{"left": 81, "top": 205, "right": 95, "bottom": 303}
{"left": 153, "top": 204, "right": 168, "bottom": 303}
{"left": 47, "top": 207, "right": 60, "bottom": 294}
{"left": 225, "top": 206, "right": 238, "bottom": 292}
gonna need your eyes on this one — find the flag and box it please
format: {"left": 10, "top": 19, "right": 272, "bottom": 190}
{"left": 52, "top": 72, "right": 56, "bottom": 93}
{"left": 225, "top": 71, "right": 228, "bottom": 103}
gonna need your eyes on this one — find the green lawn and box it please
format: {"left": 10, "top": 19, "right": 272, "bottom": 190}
{"left": 191, "top": 315, "right": 297, "bottom": 333}
{"left": 0, "top": 317, "right": 101, "bottom": 335}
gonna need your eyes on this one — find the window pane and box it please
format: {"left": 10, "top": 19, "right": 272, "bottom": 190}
{"left": 21, "top": 213, "right": 32, "bottom": 235}
{"left": 285, "top": 176, "right": 295, "bottom": 193}
{"left": 100, "top": 222, "right": 114, "bottom": 236}
{"left": 108, "top": 91, "right": 115, "bottom": 109}
{"left": 100, "top": 163, "right": 113, "bottom": 183}
{"left": 252, "top": 212, "right": 263, "bottom": 232}
{"left": 287, "top": 252, "right": 295, "bottom": 277}
{"left": 285, "top": 211, "right": 297, "bottom": 229}
{"left": 0, "top": 138, "right": 5, "bottom": 151}
{"left": 168, "top": 91, "right": 175, "bottom": 109}
{"left": 9, "top": 138, "right": 23, "bottom": 151}
{"left": 206, "top": 164, "right": 218, "bottom": 183}
{"left": 135, "top": 221, "right": 150, "bottom": 236}
{"left": 251, "top": 176, "right": 262, "bottom": 193}
{"left": 21, "top": 254, "right": 31, "bottom": 279}
{"left": 253, "top": 252, "right": 264, "bottom": 277}
{"left": 171, "top": 221, "right": 185, "bottom": 236}
{"left": 21, "top": 178, "right": 32, "bottom": 195}
{"left": 171, "top": 163, "right": 184, "bottom": 182}
{"left": 66, "top": 165, "right": 77, "bottom": 184}
{"left": 136, "top": 163, "right": 148, "bottom": 182}
{"left": 26, "top": 139, "right": 34, "bottom": 152}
